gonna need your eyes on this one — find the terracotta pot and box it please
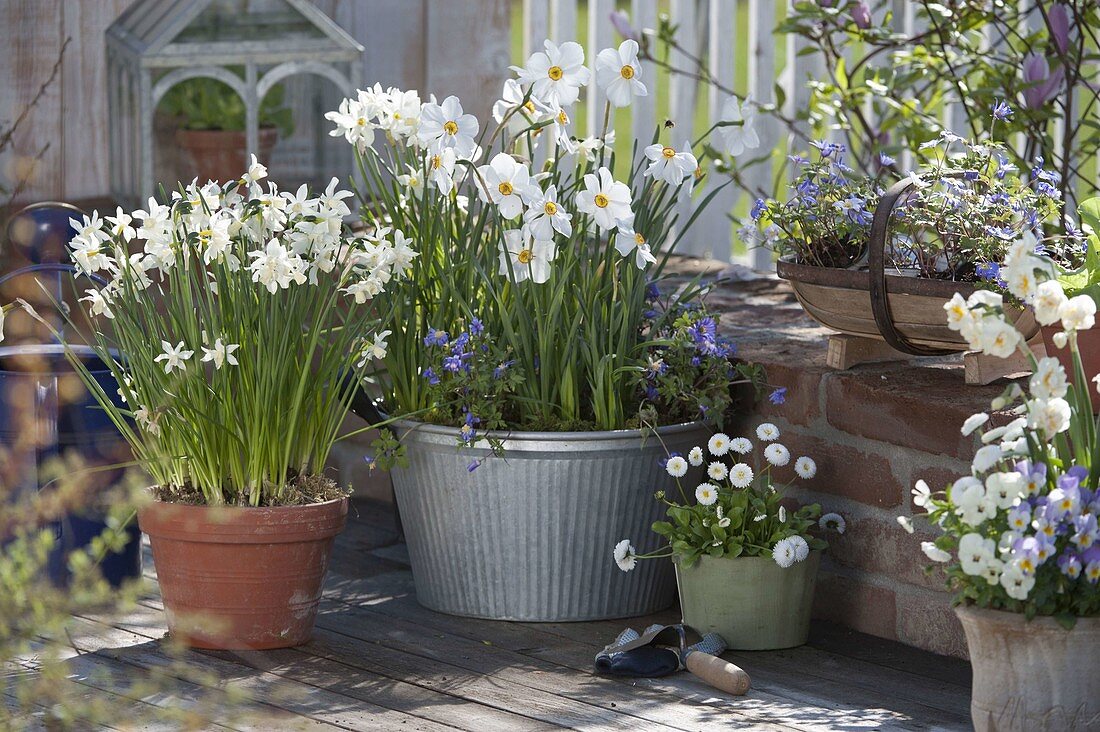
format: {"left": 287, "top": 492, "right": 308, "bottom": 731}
{"left": 138, "top": 495, "right": 348, "bottom": 650}
{"left": 675, "top": 551, "right": 820, "bottom": 650}
{"left": 175, "top": 127, "right": 278, "bottom": 184}
{"left": 1041, "top": 324, "right": 1100, "bottom": 385}
{"left": 956, "top": 605, "right": 1100, "bottom": 731}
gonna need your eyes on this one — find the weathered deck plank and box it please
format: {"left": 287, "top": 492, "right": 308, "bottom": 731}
{"left": 13, "top": 499, "right": 972, "bottom": 731}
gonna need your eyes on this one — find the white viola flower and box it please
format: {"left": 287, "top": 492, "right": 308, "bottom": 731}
{"left": 397, "top": 165, "right": 425, "bottom": 198}
{"left": 687, "top": 446, "right": 704, "bottom": 467}
{"left": 643, "top": 142, "right": 697, "bottom": 187}
{"left": 524, "top": 184, "right": 572, "bottom": 239}
{"left": 716, "top": 95, "right": 760, "bottom": 157}
{"left": 976, "top": 316, "right": 1022, "bottom": 358}
{"left": 953, "top": 477, "right": 992, "bottom": 525}
{"left": 200, "top": 338, "right": 240, "bottom": 370}
{"left": 1027, "top": 397, "right": 1071, "bottom": 437}
{"left": 794, "top": 456, "right": 817, "bottom": 480}
{"left": 819, "top": 512, "right": 845, "bottom": 534}
{"left": 789, "top": 535, "right": 810, "bottom": 562}
{"left": 772, "top": 537, "right": 797, "bottom": 568}
{"left": 613, "top": 539, "right": 637, "bottom": 572}
{"left": 897, "top": 515, "right": 915, "bottom": 534}
{"left": 614, "top": 226, "right": 657, "bottom": 270}
{"left": 707, "top": 461, "right": 728, "bottom": 481}
{"left": 417, "top": 95, "right": 479, "bottom": 158}
{"left": 960, "top": 412, "right": 989, "bottom": 436}
{"left": 575, "top": 167, "right": 633, "bottom": 231}
{"left": 708, "top": 433, "right": 732, "bottom": 456}
{"left": 971, "top": 444, "right": 1005, "bottom": 474}
{"left": 499, "top": 228, "right": 557, "bottom": 284}
{"left": 912, "top": 479, "right": 932, "bottom": 509}
{"left": 1059, "top": 294, "right": 1097, "bottom": 332}
{"left": 80, "top": 288, "right": 114, "bottom": 319}
{"left": 756, "top": 423, "right": 780, "bottom": 442}
{"left": 921, "top": 541, "right": 951, "bottom": 563}
{"left": 1029, "top": 357, "right": 1068, "bottom": 400}
{"left": 154, "top": 340, "right": 194, "bottom": 374}
{"left": 248, "top": 240, "right": 307, "bottom": 294}
{"left": 959, "top": 533, "right": 997, "bottom": 576}
{"left": 729, "top": 437, "right": 752, "bottom": 455}
{"left": 427, "top": 147, "right": 459, "bottom": 195}
{"left": 999, "top": 562, "right": 1035, "bottom": 600}
{"left": 594, "top": 39, "right": 647, "bottom": 108}
{"left": 764, "top": 443, "right": 791, "bottom": 467}
{"left": 728, "top": 463, "right": 754, "bottom": 489}
{"left": 511, "top": 40, "right": 590, "bottom": 108}
{"left": 985, "top": 471, "right": 1026, "bottom": 510}
{"left": 981, "top": 556, "right": 1005, "bottom": 586}
{"left": 477, "top": 153, "right": 535, "bottom": 219}
{"left": 325, "top": 96, "right": 376, "bottom": 151}
{"left": 666, "top": 455, "right": 689, "bottom": 478}
{"left": 695, "top": 482, "right": 719, "bottom": 506}
{"left": 1032, "top": 280, "right": 1068, "bottom": 326}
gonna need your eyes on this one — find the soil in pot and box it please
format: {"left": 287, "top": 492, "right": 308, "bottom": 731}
{"left": 676, "top": 552, "right": 820, "bottom": 650}
{"left": 138, "top": 487, "right": 348, "bottom": 650}
{"left": 176, "top": 127, "right": 278, "bottom": 184}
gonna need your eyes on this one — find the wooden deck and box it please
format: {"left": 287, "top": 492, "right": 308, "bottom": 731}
{"left": 29, "top": 499, "right": 973, "bottom": 731}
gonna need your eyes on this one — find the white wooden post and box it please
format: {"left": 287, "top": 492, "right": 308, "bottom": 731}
{"left": 631, "top": 0, "right": 660, "bottom": 145}
{"left": 586, "top": 0, "right": 616, "bottom": 138}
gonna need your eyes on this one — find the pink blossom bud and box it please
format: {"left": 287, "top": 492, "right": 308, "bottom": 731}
{"left": 609, "top": 10, "right": 639, "bottom": 42}
{"left": 1048, "top": 4, "right": 1071, "bottom": 55}
{"left": 1022, "top": 52, "right": 1065, "bottom": 109}
{"left": 851, "top": 1, "right": 872, "bottom": 28}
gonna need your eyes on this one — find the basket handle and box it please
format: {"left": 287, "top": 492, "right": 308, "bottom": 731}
{"left": 867, "top": 171, "right": 971, "bottom": 357}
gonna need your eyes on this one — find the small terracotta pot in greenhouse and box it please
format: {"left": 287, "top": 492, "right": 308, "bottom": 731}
{"left": 138, "top": 495, "right": 348, "bottom": 650}
{"left": 175, "top": 127, "right": 277, "bottom": 184}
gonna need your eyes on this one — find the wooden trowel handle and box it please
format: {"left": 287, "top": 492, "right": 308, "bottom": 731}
{"left": 684, "top": 652, "right": 751, "bottom": 696}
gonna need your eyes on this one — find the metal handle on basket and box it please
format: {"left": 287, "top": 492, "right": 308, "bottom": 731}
{"left": 0, "top": 264, "right": 111, "bottom": 341}
{"left": 867, "top": 171, "right": 971, "bottom": 357}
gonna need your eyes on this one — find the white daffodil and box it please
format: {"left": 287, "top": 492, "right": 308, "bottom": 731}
{"left": 614, "top": 227, "right": 657, "bottom": 270}
{"left": 772, "top": 537, "right": 797, "bottom": 568}
{"left": 613, "top": 539, "right": 637, "bottom": 572}
{"left": 575, "top": 133, "right": 610, "bottom": 162}
{"left": 397, "top": 165, "right": 425, "bottom": 198}
{"left": 666, "top": 455, "right": 689, "bottom": 478}
{"left": 729, "top": 437, "right": 752, "bottom": 455}
{"left": 1028, "top": 397, "right": 1071, "bottom": 437}
{"left": 976, "top": 316, "right": 1022, "bottom": 358}
{"left": 241, "top": 154, "right": 268, "bottom": 186}
{"left": 418, "top": 95, "right": 479, "bottom": 158}
{"left": 200, "top": 338, "right": 240, "bottom": 370}
{"left": 687, "top": 446, "right": 704, "bottom": 466}
{"left": 695, "top": 483, "right": 719, "bottom": 506}
{"left": 366, "top": 330, "right": 391, "bottom": 360}
{"left": 1059, "top": 294, "right": 1097, "bottom": 332}
{"left": 756, "top": 423, "right": 780, "bottom": 441}
{"left": 427, "top": 147, "right": 459, "bottom": 195}
{"left": 511, "top": 40, "right": 590, "bottom": 108}
{"left": 728, "top": 462, "right": 754, "bottom": 489}
{"left": 764, "top": 443, "right": 791, "bottom": 467}
{"left": 345, "top": 276, "right": 386, "bottom": 304}
{"left": 133, "top": 406, "right": 160, "bottom": 436}
{"left": 594, "top": 40, "right": 647, "bottom": 108}
{"left": 389, "top": 230, "right": 418, "bottom": 278}
{"left": 794, "top": 456, "right": 817, "bottom": 479}
{"left": 643, "top": 141, "right": 697, "bottom": 186}
{"left": 378, "top": 88, "right": 422, "bottom": 143}
{"left": 707, "top": 461, "right": 728, "bottom": 481}
{"left": 575, "top": 167, "right": 633, "bottom": 231}
{"left": 154, "top": 340, "right": 194, "bottom": 374}
{"left": 477, "top": 153, "right": 535, "bottom": 219}
{"left": 1030, "top": 357, "right": 1068, "bottom": 400}
{"left": 1032, "top": 280, "right": 1068, "bottom": 326}
{"left": 80, "top": 288, "right": 114, "bottom": 319}
{"left": 248, "top": 240, "right": 307, "bottom": 294}
{"left": 319, "top": 177, "right": 354, "bottom": 219}
{"left": 708, "top": 433, "right": 731, "bottom": 456}
{"left": 921, "top": 541, "right": 951, "bottom": 563}
{"left": 716, "top": 95, "right": 760, "bottom": 157}
{"left": 325, "top": 96, "right": 376, "bottom": 151}
{"left": 499, "top": 228, "right": 556, "bottom": 284}
{"left": 1001, "top": 256, "right": 1041, "bottom": 301}
{"left": 524, "top": 185, "right": 572, "bottom": 239}
{"left": 492, "top": 78, "right": 550, "bottom": 137}
{"left": 105, "top": 206, "right": 136, "bottom": 242}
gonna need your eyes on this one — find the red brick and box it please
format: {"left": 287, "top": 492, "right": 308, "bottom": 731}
{"left": 825, "top": 516, "right": 948, "bottom": 592}
{"left": 753, "top": 360, "right": 824, "bottom": 426}
{"left": 909, "top": 465, "right": 965, "bottom": 512}
{"left": 812, "top": 572, "right": 898, "bottom": 641}
{"left": 780, "top": 431, "right": 905, "bottom": 508}
{"left": 823, "top": 366, "right": 1002, "bottom": 460}
{"left": 894, "top": 585, "right": 968, "bottom": 659}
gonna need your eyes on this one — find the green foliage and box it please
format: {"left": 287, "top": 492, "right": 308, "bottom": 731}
{"left": 160, "top": 77, "right": 294, "bottom": 137}
{"left": 1057, "top": 197, "right": 1100, "bottom": 305}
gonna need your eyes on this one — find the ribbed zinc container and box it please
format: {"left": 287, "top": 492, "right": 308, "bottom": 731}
{"left": 389, "top": 420, "right": 711, "bottom": 621}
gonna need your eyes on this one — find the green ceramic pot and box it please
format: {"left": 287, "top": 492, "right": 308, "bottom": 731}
{"left": 675, "top": 551, "right": 821, "bottom": 650}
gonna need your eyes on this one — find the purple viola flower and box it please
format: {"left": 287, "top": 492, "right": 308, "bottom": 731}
{"left": 1058, "top": 551, "right": 1082, "bottom": 579}
{"left": 851, "top": 1, "right": 872, "bottom": 28}
{"left": 991, "top": 100, "right": 1013, "bottom": 121}
{"left": 1048, "top": 4, "right": 1071, "bottom": 55}
{"left": 1016, "top": 460, "right": 1047, "bottom": 497}
{"left": 1007, "top": 503, "right": 1031, "bottom": 532}
{"left": 424, "top": 328, "right": 449, "bottom": 347}
{"left": 1084, "top": 546, "right": 1100, "bottom": 583}
{"left": 1022, "top": 53, "right": 1065, "bottom": 109}
{"left": 1049, "top": 475, "right": 1082, "bottom": 518}
{"left": 1011, "top": 535, "right": 1044, "bottom": 574}
{"left": 769, "top": 387, "right": 787, "bottom": 405}
{"left": 1073, "top": 513, "right": 1098, "bottom": 550}
{"left": 1067, "top": 465, "right": 1088, "bottom": 482}
{"left": 609, "top": 9, "right": 639, "bottom": 42}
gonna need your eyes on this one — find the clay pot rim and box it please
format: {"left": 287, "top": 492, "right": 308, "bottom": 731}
{"left": 137, "top": 493, "right": 349, "bottom": 544}
{"left": 954, "top": 603, "right": 1100, "bottom": 631}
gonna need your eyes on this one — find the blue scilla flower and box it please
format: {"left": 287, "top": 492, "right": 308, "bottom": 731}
{"left": 443, "top": 352, "right": 472, "bottom": 373}
{"left": 469, "top": 317, "right": 485, "bottom": 336}
{"left": 985, "top": 225, "right": 1016, "bottom": 241}
{"left": 769, "top": 387, "right": 787, "bottom": 405}
{"left": 788, "top": 154, "right": 808, "bottom": 166}
{"left": 878, "top": 151, "right": 896, "bottom": 167}
{"left": 1036, "top": 181, "right": 1061, "bottom": 200}
{"left": 976, "top": 262, "right": 1001, "bottom": 281}
{"left": 645, "top": 282, "right": 661, "bottom": 301}
{"left": 991, "top": 100, "right": 1013, "bottom": 121}
{"left": 492, "top": 359, "right": 515, "bottom": 380}
{"left": 810, "top": 140, "right": 846, "bottom": 158}
{"left": 751, "top": 198, "right": 767, "bottom": 221}
{"left": 424, "top": 327, "right": 449, "bottom": 347}
{"left": 643, "top": 308, "right": 657, "bottom": 319}
{"left": 423, "top": 367, "right": 440, "bottom": 385}
{"left": 451, "top": 331, "right": 471, "bottom": 352}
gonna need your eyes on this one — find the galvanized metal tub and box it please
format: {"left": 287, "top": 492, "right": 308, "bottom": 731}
{"left": 389, "top": 419, "right": 711, "bottom": 621}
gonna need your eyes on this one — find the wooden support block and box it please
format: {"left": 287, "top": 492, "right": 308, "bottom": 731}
{"left": 963, "top": 336, "right": 1045, "bottom": 386}
{"left": 826, "top": 334, "right": 910, "bottom": 370}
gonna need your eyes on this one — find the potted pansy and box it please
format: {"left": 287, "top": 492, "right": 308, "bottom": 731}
{"left": 614, "top": 422, "right": 843, "bottom": 650}
{"left": 6, "top": 164, "right": 405, "bottom": 649}
{"left": 755, "top": 104, "right": 1055, "bottom": 355}
{"left": 908, "top": 236, "right": 1099, "bottom": 730}
{"left": 331, "top": 40, "right": 770, "bottom": 621}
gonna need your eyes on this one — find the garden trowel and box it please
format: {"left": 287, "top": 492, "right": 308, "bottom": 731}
{"left": 594, "top": 623, "right": 751, "bottom": 696}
